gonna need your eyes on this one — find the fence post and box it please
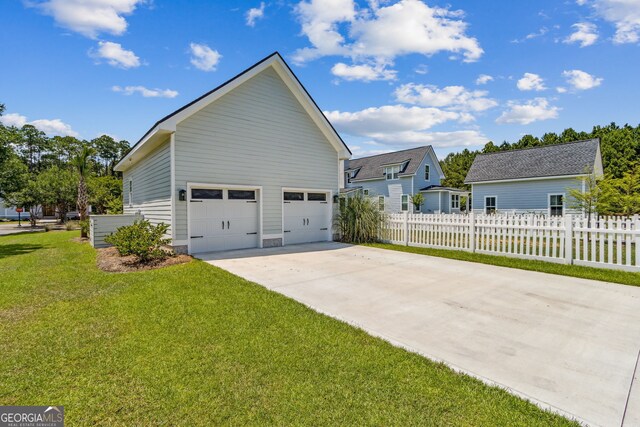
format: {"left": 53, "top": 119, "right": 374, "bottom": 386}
{"left": 564, "top": 214, "right": 573, "bottom": 264}
{"left": 403, "top": 211, "right": 409, "bottom": 246}
{"left": 634, "top": 214, "right": 640, "bottom": 267}
{"left": 469, "top": 212, "right": 475, "bottom": 252}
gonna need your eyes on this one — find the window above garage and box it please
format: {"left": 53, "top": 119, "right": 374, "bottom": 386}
{"left": 228, "top": 190, "right": 256, "bottom": 200}
{"left": 191, "top": 188, "right": 222, "bottom": 199}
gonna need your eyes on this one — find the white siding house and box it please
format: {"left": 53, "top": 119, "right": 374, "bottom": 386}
{"left": 343, "top": 146, "right": 469, "bottom": 214}
{"left": 465, "top": 139, "right": 603, "bottom": 215}
{"left": 114, "top": 52, "right": 351, "bottom": 254}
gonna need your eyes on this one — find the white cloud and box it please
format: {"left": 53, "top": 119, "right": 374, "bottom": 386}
{"left": 556, "top": 87, "right": 568, "bottom": 93}
{"left": 475, "top": 74, "right": 494, "bottom": 85}
{"left": 350, "top": 130, "right": 488, "bottom": 155}
{"left": 0, "top": 112, "right": 78, "bottom": 137}
{"left": 90, "top": 41, "right": 141, "bottom": 68}
{"left": 34, "top": 0, "right": 145, "bottom": 38}
{"left": 564, "top": 22, "right": 599, "bottom": 47}
{"left": 325, "top": 105, "right": 459, "bottom": 135}
{"left": 394, "top": 83, "right": 498, "bottom": 112}
{"left": 414, "top": 64, "right": 429, "bottom": 75}
{"left": 496, "top": 98, "right": 559, "bottom": 125}
{"left": 293, "top": 0, "right": 483, "bottom": 66}
{"left": 112, "top": 85, "right": 178, "bottom": 98}
{"left": 189, "top": 43, "right": 222, "bottom": 71}
{"left": 517, "top": 73, "right": 546, "bottom": 91}
{"left": 323, "top": 104, "right": 488, "bottom": 149}
{"left": 246, "top": 2, "right": 266, "bottom": 27}
{"left": 587, "top": 0, "right": 640, "bottom": 43}
{"left": 512, "top": 26, "right": 549, "bottom": 43}
{"left": 562, "top": 69, "right": 603, "bottom": 90}
{"left": 331, "top": 62, "right": 397, "bottom": 81}
{"left": 0, "top": 113, "right": 27, "bottom": 128}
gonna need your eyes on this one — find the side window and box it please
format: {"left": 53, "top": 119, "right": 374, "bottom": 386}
{"left": 549, "top": 194, "right": 564, "bottom": 216}
{"left": 378, "top": 196, "right": 385, "bottom": 212}
{"left": 401, "top": 195, "right": 409, "bottom": 211}
{"left": 451, "top": 194, "right": 460, "bottom": 209}
{"left": 485, "top": 196, "right": 496, "bottom": 214}
{"left": 425, "top": 165, "right": 430, "bottom": 181}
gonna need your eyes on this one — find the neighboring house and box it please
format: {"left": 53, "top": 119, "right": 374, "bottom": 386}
{"left": 342, "top": 146, "right": 469, "bottom": 214}
{"left": 113, "top": 52, "right": 351, "bottom": 254}
{"left": 465, "top": 138, "right": 603, "bottom": 215}
{"left": 0, "top": 199, "right": 20, "bottom": 219}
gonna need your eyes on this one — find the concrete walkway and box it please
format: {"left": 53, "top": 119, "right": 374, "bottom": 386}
{"left": 200, "top": 243, "right": 640, "bottom": 427}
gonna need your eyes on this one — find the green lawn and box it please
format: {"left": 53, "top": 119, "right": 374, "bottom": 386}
{"left": 0, "top": 232, "right": 575, "bottom": 426}
{"left": 367, "top": 243, "right": 640, "bottom": 287}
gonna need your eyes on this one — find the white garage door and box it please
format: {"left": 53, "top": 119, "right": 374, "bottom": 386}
{"left": 283, "top": 191, "right": 331, "bottom": 245}
{"left": 189, "top": 188, "right": 259, "bottom": 253}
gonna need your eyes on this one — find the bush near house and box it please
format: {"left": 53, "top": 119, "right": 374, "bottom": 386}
{"left": 336, "top": 194, "right": 383, "bottom": 243}
{"left": 105, "top": 220, "right": 170, "bottom": 263}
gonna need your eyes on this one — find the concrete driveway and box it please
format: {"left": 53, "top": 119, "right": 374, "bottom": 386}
{"left": 200, "top": 242, "right": 640, "bottom": 427}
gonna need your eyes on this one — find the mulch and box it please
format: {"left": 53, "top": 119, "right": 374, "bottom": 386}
{"left": 96, "top": 247, "right": 192, "bottom": 273}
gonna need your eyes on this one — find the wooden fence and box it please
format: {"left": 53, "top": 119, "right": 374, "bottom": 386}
{"left": 381, "top": 213, "right": 640, "bottom": 272}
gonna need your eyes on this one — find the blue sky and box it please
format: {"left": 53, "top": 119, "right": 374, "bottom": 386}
{"left": 1, "top": 0, "right": 639, "bottom": 159}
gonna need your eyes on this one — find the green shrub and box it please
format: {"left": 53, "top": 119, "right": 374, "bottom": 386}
{"left": 335, "top": 194, "right": 383, "bottom": 243}
{"left": 105, "top": 220, "right": 171, "bottom": 262}
{"left": 43, "top": 224, "right": 54, "bottom": 232}
{"left": 66, "top": 220, "right": 80, "bottom": 231}
{"left": 80, "top": 219, "right": 90, "bottom": 237}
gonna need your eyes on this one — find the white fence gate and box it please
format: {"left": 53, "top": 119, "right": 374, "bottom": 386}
{"left": 381, "top": 213, "right": 640, "bottom": 272}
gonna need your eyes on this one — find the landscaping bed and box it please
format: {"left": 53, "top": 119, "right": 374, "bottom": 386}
{"left": 96, "top": 246, "right": 192, "bottom": 272}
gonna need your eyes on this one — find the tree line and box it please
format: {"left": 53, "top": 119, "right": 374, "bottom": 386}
{"left": 440, "top": 123, "right": 640, "bottom": 215}
{"left": 0, "top": 103, "right": 130, "bottom": 229}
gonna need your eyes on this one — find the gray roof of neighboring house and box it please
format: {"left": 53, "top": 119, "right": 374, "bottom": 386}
{"left": 347, "top": 146, "right": 431, "bottom": 181}
{"left": 464, "top": 139, "right": 600, "bottom": 184}
{"left": 420, "top": 185, "right": 470, "bottom": 193}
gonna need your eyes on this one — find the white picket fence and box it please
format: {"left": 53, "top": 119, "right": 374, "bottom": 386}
{"left": 381, "top": 213, "right": 640, "bottom": 272}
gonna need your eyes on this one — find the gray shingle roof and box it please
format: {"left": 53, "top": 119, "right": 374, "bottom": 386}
{"left": 464, "top": 139, "right": 600, "bottom": 183}
{"left": 347, "top": 146, "right": 431, "bottom": 181}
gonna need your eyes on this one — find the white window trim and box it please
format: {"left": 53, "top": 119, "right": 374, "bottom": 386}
{"left": 484, "top": 195, "right": 497, "bottom": 214}
{"left": 451, "top": 194, "right": 460, "bottom": 209}
{"left": 424, "top": 164, "right": 430, "bottom": 181}
{"left": 401, "top": 194, "right": 409, "bottom": 212}
{"left": 384, "top": 165, "right": 400, "bottom": 180}
{"left": 378, "top": 195, "right": 385, "bottom": 211}
{"left": 548, "top": 193, "right": 565, "bottom": 216}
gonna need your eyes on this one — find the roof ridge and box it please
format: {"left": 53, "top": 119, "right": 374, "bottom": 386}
{"left": 351, "top": 145, "right": 430, "bottom": 161}
{"left": 475, "top": 138, "right": 599, "bottom": 158}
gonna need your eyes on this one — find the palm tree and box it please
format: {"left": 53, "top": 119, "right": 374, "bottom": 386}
{"left": 72, "top": 146, "right": 94, "bottom": 237}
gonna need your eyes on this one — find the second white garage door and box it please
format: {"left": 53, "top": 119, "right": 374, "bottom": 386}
{"left": 283, "top": 191, "right": 331, "bottom": 245}
{"left": 189, "top": 188, "right": 259, "bottom": 254}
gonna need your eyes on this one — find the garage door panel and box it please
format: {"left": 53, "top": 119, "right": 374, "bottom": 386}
{"left": 189, "top": 188, "right": 260, "bottom": 254}
{"left": 283, "top": 192, "right": 330, "bottom": 245}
